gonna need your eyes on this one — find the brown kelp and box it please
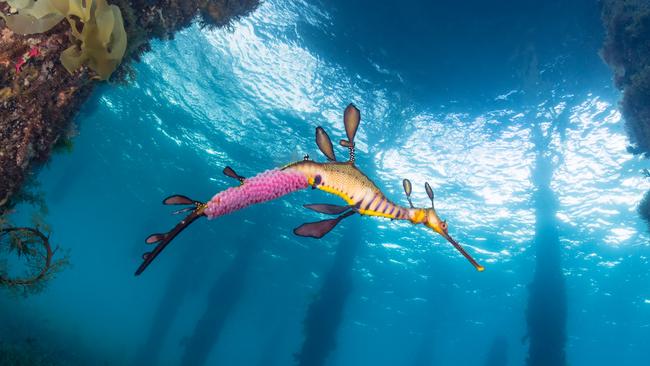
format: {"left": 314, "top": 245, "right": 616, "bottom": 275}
{"left": 0, "top": 175, "right": 68, "bottom": 296}
{"left": 0, "top": 224, "right": 68, "bottom": 296}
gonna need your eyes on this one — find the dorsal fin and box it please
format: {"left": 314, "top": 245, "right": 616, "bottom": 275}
{"left": 343, "top": 103, "right": 360, "bottom": 144}
{"left": 223, "top": 166, "right": 245, "bottom": 183}
{"left": 340, "top": 104, "right": 360, "bottom": 162}
{"left": 402, "top": 179, "right": 414, "bottom": 208}
{"left": 424, "top": 182, "right": 434, "bottom": 209}
{"left": 315, "top": 127, "right": 336, "bottom": 161}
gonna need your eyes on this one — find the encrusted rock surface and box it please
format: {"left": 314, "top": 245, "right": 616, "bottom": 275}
{"left": 601, "top": 0, "right": 650, "bottom": 156}
{"left": 601, "top": 0, "right": 650, "bottom": 225}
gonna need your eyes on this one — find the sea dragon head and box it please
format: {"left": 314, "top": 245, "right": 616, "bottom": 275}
{"left": 403, "top": 179, "right": 485, "bottom": 272}
{"left": 424, "top": 208, "right": 483, "bottom": 271}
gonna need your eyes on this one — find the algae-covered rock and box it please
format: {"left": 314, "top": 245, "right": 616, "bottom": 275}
{"left": 198, "top": 0, "right": 260, "bottom": 28}
{"left": 638, "top": 189, "right": 650, "bottom": 229}
{"left": 602, "top": 0, "right": 650, "bottom": 156}
{"left": 0, "top": 86, "right": 12, "bottom": 100}
{"left": 0, "top": 0, "right": 127, "bottom": 80}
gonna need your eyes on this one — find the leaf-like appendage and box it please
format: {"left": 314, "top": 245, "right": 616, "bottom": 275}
{"left": 1, "top": 0, "right": 64, "bottom": 35}
{"left": 10, "top": 0, "right": 59, "bottom": 19}
{"left": 59, "top": 44, "right": 84, "bottom": 74}
{"left": 57, "top": 0, "right": 128, "bottom": 80}
{"left": 1, "top": 12, "right": 63, "bottom": 34}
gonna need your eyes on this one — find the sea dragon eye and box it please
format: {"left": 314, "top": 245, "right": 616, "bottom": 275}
{"left": 441, "top": 220, "right": 448, "bottom": 231}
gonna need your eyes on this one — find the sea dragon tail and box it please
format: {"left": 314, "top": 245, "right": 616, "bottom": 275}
{"left": 135, "top": 168, "right": 309, "bottom": 275}
{"left": 135, "top": 195, "right": 206, "bottom": 276}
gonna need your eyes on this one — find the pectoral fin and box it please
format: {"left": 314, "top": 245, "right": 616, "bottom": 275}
{"left": 293, "top": 211, "right": 355, "bottom": 238}
{"left": 304, "top": 203, "right": 353, "bottom": 215}
{"left": 223, "top": 166, "right": 245, "bottom": 183}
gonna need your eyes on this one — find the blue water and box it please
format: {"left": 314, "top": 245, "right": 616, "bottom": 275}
{"left": 2, "top": 0, "right": 650, "bottom": 365}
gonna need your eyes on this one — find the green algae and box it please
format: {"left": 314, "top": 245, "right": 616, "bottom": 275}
{"left": 1, "top": 0, "right": 128, "bottom": 80}
{"left": 58, "top": 0, "right": 127, "bottom": 80}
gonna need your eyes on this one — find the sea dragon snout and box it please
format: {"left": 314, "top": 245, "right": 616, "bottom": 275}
{"left": 135, "top": 103, "right": 483, "bottom": 275}
{"left": 402, "top": 178, "right": 485, "bottom": 271}
{"left": 423, "top": 209, "right": 484, "bottom": 271}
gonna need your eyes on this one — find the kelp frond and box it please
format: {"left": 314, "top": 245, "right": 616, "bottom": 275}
{"left": 1, "top": 0, "right": 128, "bottom": 80}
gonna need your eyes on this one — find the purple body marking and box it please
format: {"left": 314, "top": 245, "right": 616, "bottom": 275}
{"left": 204, "top": 169, "right": 309, "bottom": 219}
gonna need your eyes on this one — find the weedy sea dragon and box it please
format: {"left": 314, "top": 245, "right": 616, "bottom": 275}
{"left": 135, "top": 104, "right": 484, "bottom": 275}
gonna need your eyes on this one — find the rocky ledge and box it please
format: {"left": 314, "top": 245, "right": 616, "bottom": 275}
{"left": 0, "top": 0, "right": 259, "bottom": 213}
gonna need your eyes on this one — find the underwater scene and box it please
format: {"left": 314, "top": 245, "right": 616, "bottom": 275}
{"left": 1, "top": 0, "right": 650, "bottom": 365}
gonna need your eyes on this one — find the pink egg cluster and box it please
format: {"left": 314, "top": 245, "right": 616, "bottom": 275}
{"left": 204, "top": 169, "right": 309, "bottom": 219}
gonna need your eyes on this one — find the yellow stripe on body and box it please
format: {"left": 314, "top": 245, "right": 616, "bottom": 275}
{"left": 411, "top": 208, "right": 426, "bottom": 223}
{"left": 316, "top": 184, "right": 356, "bottom": 205}
{"left": 295, "top": 160, "right": 410, "bottom": 221}
{"left": 357, "top": 208, "right": 398, "bottom": 219}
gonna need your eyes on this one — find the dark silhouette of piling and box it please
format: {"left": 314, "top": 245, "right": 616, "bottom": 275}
{"left": 179, "top": 234, "right": 258, "bottom": 366}
{"left": 525, "top": 122, "right": 567, "bottom": 366}
{"left": 133, "top": 229, "right": 207, "bottom": 366}
{"left": 483, "top": 336, "right": 508, "bottom": 366}
{"left": 295, "top": 217, "right": 361, "bottom": 366}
